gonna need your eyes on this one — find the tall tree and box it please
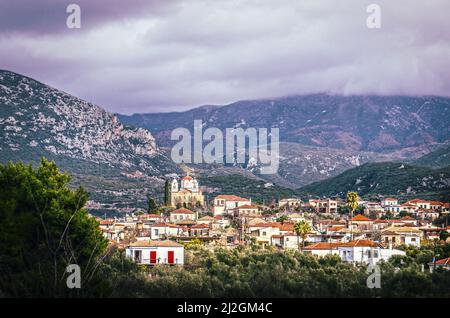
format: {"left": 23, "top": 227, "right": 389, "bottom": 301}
{"left": 147, "top": 197, "right": 158, "bottom": 214}
{"left": 294, "top": 220, "right": 311, "bottom": 250}
{"left": 164, "top": 179, "right": 171, "bottom": 206}
{"left": 0, "top": 158, "right": 108, "bottom": 297}
{"left": 346, "top": 191, "right": 359, "bottom": 241}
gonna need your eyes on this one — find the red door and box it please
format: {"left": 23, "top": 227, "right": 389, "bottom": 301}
{"left": 168, "top": 251, "right": 174, "bottom": 264}
{"left": 150, "top": 251, "right": 157, "bottom": 264}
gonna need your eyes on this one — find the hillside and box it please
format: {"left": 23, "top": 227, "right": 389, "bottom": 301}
{"left": 297, "top": 162, "right": 450, "bottom": 201}
{"left": 0, "top": 70, "right": 181, "bottom": 211}
{"left": 412, "top": 144, "right": 450, "bottom": 169}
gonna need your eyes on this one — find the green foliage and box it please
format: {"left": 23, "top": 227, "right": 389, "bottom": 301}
{"left": 135, "top": 246, "right": 450, "bottom": 297}
{"left": 147, "top": 197, "right": 158, "bottom": 214}
{"left": 412, "top": 145, "right": 450, "bottom": 169}
{"left": 276, "top": 215, "right": 289, "bottom": 223}
{"left": 164, "top": 179, "right": 171, "bottom": 206}
{"left": 298, "top": 162, "right": 450, "bottom": 202}
{"left": 346, "top": 192, "right": 359, "bottom": 212}
{"left": 0, "top": 158, "right": 108, "bottom": 297}
{"left": 294, "top": 220, "right": 311, "bottom": 248}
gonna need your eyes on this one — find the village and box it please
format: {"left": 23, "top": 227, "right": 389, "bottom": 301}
{"left": 96, "top": 174, "right": 450, "bottom": 271}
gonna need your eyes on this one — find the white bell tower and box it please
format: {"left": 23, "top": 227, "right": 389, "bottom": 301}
{"left": 171, "top": 178, "right": 179, "bottom": 193}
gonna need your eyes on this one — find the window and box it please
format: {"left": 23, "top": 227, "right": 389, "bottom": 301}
{"left": 374, "top": 250, "right": 379, "bottom": 258}
{"left": 154, "top": 229, "right": 159, "bottom": 236}
{"left": 411, "top": 238, "right": 416, "bottom": 242}
{"left": 262, "top": 231, "right": 267, "bottom": 236}
{"left": 134, "top": 250, "right": 142, "bottom": 262}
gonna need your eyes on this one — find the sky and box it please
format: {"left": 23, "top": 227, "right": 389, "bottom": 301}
{"left": 0, "top": 0, "right": 449, "bottom": 114}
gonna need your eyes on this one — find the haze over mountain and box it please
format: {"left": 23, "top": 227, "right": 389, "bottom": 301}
{"left": 119, "top": 94, "right": 450, "bottom": 153}
{"left": 119, "top": 94, "right": 450, "bottom": 187}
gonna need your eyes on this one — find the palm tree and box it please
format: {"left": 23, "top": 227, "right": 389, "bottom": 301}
{"left": 346, "top": 191, "right": 359, "bottom": 241}
{"left": 294, "top": 220, "right": 311, "bottom": 250}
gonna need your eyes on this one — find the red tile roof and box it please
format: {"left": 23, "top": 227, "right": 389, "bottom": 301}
{"left": 235, "top": 204, "right": 258, "bottom": 209}
{"left": 351, "top": 214, "right": 372, "bottom": 221}
{"left": 170, "top": 208, "right": 195, "bottom": 214}
{"left": 303, "top": 242, "right": 339, "bottom": 250}
{"left": 215, "top": 194, "right": 249, "bottom": 201}
{"left": 128, "top": 240, "right": 183, "bottom": 248}
{"left": 433, "top": 257, "right": 450, "bottom": 266}
{"left": 191, "top": 223, "right": 209, "bottom": 229}
{"left": 339, "top": 240, "right": 382, "bottom": 248}
{"left": 407, "top": 199, "right": 429, "bottom": 204}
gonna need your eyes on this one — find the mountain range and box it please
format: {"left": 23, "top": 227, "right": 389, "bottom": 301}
{"left": 119, "top": 93, "right": 450, "bottom": 188}
{"left": 119, "top": 94, "right": 450, "bottom": 152}
{"left": 1, "top": 70, "right": 449, "bottom": 213}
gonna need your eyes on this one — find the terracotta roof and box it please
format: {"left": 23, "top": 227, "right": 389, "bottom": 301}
{"left": 128, "top": 240, "right": 183, "bottom": 248}
{"left": 151, "top": 222, "right": 179, "bottom": 228}
{"left": 407, "top": 199, "right": 429, "bottom": 204}
{"left": 251, "top": 222, "right": 278, "bottom": 228}
{"left": 99, "top": 220, "right": 114, "bottom": 225}
{"left": 382, "top": 226, "right": 422, "bottom": 234}
{"left": 400, "top": 216, "right": 416, "bottom": 220}
{"left": 303, "top": 242, "right": 339, "bottom": 250}
{"left": 175, "top": 219, "right": 197, "bottom": 225}
{"left": 191, "top": 223, "right": 209, "bottom": 229}
{"left": 351, "top": 214, "right": 372, "bottom": 221}
{"left": 279, "top": 223, "right": 295, "bottom": 231}
{"left": 339, "top": 240, "right": 382, "bottom": 248}
{"left": 215, "top": 194, "right": 249, "bottom": 201}
{"left": 383, "top": 198, "right": 398, "bottom": 201}
{"left": 235, "top": 204, "right": 258, "bottom": 209}
{"left": 431, "top": 257, "right": 450, "bottom": 266}
{"left": 170, "top": 207, "right": 195, "bottom": 214}
{"left": 328, "top": 226, "right": 345, "bottom": 231}
{"left": 182, "top": 175, "right": 193, "bottom": 180}
{"left": 198, "top": 216, "right": 215, "bottom": 221}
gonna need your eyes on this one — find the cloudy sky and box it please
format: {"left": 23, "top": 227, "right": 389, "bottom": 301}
{"left": 0, "top": 0, "right": 449, "bottom": 114}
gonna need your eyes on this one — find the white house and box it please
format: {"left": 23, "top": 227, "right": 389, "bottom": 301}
{"left": 125, "top": 240, "right": 184, "bottom": 265}
{"left": 233, "top": 204, "right": 260, "bottom": 218}
{"left": 338, "top": 240, "right": 405, "bottom": 265}
{"left": 381, "top": 226, "right": 422, "bottom": 247}
{"left": 248, "top": 222, "right": 280, "bottom": 246}
{"left": 149, "top": 223, "right": 182, "bottom": 239}
{"left": 381, "top": 198, "right": 398, "bottom": 206}
{"left": 213, "top": 195, "right": 251, "bottom": 216}
{"left": 278, "top": 198, "right": 302, "bottom": 209}
{"left": 271, "top": 233, "right": 300, "bottom": 250}
{"left": 169, "top": 207, "right": 197, "bottom": 223}
{"left": 407, "top": 199, "right": 431, "bottom": 210}
{"left": 302, "top": 242, "right": 340, "bottom": 257}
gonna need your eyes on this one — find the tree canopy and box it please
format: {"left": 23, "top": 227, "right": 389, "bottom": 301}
{"left": 0, "top": 158, "right": 108, "bottom": 297}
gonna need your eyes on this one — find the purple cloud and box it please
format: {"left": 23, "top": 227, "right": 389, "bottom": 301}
{"left": 0, "top": 0, "right": 449, "bottom": 114}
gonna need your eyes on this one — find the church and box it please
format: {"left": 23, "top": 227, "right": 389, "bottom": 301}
{"left": 170, "top": 174, "right": 205, "bottom": 208}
